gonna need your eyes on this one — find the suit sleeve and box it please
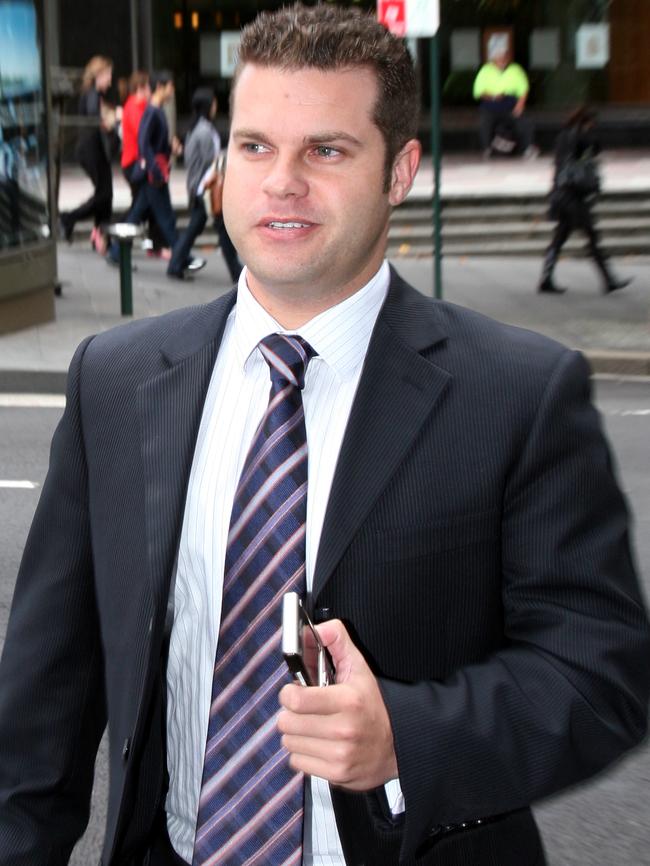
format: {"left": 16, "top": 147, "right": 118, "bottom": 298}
{"left": 139, "top": 109, "right": 164, "bottom": 184}
{"left": 0, "top": 337, "right": 107, "bottom": 866}
{"left": 378, "top": 349, "right": 650, "bottom": 861}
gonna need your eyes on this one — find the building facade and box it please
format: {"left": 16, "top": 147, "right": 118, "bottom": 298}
{"left": 48, "top": 0, "right": 650, "bottom": 120}
{"left": 1, "top": 0, "right": 57, "bottom": 331}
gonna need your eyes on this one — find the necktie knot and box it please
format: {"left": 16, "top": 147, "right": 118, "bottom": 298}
{"left": 259, "top": 333, "right": 316, "bottom": 390}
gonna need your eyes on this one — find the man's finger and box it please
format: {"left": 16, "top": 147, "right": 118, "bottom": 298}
{"left": 279, "top": 681, "right": 352, "bottom": 715}
{"left": 313, "top": 619, "right": 364, "bottom": 679}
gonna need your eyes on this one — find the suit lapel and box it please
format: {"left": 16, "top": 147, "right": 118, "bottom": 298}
{"left": 313, "top": 272, "right": 451, "bottom": 599}
{"left": 106, "top": 293, "right": 237, "bottom": 860}
{"left": 138, "top": 291, "right": 236, "bottom": 614}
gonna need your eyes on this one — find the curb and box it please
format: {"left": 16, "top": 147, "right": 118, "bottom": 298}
{"left": 583, "top": 351, "right": 650, "bottom": 377}
{"left": 0, "top": 370, "right": 68, "bottom": 394}
{"left": 1, "top": 352, "right": 649, "bottom": 395}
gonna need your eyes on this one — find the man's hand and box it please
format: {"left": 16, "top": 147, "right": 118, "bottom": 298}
{"left": 278, "top": 619, "right": 398, "bottom": 791}
{"left": 512, "top": 95, "right": 527, "bottom": 117}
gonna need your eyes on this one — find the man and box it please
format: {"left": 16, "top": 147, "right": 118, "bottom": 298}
{"left": 169, "top": 87, "right": 242, "bottom": 283}
{"left": 120, "top": 70, "right": 166, "bottom": 259}
{"left": 107, "top": 70, "right": 205, "bottom": 277}
{"left": 121, "top": 70, "right": 152, "bottom": 198}
{"left": 473, "top": 39, "right": 537, "bottom": 159}
{"left": 0, "top": 6, "right": 649, "bottom": 866}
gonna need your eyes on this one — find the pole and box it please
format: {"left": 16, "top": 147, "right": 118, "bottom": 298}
{"left": 119, "top": 240, "right": 134, "bottom": 316}
{"left": 130, "top": 0, "right": 140, "bottom": 71}
{"left": 430, "top": 33, "right": 442, "bottom": 299}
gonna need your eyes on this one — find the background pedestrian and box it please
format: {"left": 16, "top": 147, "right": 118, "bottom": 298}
{"left": 473, "top": 36, "right": 537, "bottom": 159}
{"left": 120, "top": 70, "right": 166, "bottom": 258}
{"left": 538, "top": 105, "right": 631, "bottom": 294}
{"left": 168, "top": 87, "right": 241, "bottom": 282}
{"left": 59, "top": 55, "right": 118, "bottom": 255}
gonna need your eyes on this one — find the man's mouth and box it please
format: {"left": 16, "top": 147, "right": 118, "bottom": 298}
{"left": 265, "top": 221, "right": 312, "bottom": 229}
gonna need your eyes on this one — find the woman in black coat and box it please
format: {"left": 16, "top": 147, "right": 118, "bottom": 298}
{"left": 538, "top": 106, "right": 630, "bottom": 294}
{"left": 59, "top": 56, "right": 118, "bottom": 254}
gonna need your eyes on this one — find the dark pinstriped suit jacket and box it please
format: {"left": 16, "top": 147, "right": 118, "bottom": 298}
{"left": 0, "top": 269, "right": 648, "bottom": 866}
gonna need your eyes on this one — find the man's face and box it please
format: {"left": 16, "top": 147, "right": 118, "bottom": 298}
{"left": 224, "top": 63, "right": 419, "bottom": 323}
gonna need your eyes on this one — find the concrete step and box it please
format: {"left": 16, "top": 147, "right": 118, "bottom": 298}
{"left": 405, "top": 187, "right": 650, "bottom": 205}
{"left": 392, "top": 197, "right": 650, "bottom": 222}
{"left": 436, "top": 203, "right": 650, "bottom": 224}
{"left": 387, "top": 236, "right": 650, "bottom": 258}
{"left": 389, "top": 217, "right": 650, "bottom": 244}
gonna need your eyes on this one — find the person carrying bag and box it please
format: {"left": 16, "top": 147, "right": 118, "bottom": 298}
{"left": 537, "top": 105, "right": 630, "bottom": 295}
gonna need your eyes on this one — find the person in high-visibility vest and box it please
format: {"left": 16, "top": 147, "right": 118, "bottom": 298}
{"left": 473, "top": 45, "right": 538, "bottom": 159}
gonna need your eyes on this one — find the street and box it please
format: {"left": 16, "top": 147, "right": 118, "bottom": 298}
{"left": 0, "top": 378, "right": 649, "bottom": 865}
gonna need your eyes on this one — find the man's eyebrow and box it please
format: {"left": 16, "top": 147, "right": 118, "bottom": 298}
{"left": 231, "top": 128, "right": 272, "bottom": 143}
{"left": 230, "top": 129, "right": 363, "bottom": 147}
{"left": 303, "top": 131, "right": 363, "bottom": 147}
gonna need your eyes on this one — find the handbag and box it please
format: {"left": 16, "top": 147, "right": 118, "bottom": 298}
{"left": 556, "top": 152, "right": 600, "bottom": 196}
{"left": 148, "top": 153, "right": 171, "bottom": 187}
{"left": 209, "top": 153, "right": 226, "bottom": 216}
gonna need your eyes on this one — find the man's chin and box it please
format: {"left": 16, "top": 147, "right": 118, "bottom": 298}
{"left": 244, "top": 259, "right": 321, "bottom": 298}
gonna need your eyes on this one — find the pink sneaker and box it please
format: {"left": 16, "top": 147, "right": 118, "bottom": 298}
{"left": 93, "top": 230, "right": 108, "bottom": 257}
{"left": 145, "top": 247, "right": 172, "bottom": 261}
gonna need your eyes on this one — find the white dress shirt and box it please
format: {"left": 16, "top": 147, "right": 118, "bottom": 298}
{"left": 165, "top": 260, "right": 399, "bottom": 864}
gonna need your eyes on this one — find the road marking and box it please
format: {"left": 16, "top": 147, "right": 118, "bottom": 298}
{"left": 0, "top": 394, "right": 65, "bottom": 408}
{"left": 0, "top": 480, "right": 38, "bottom": 489}
{"left": 603, "top": 408, "right": 650, "bottom": 416}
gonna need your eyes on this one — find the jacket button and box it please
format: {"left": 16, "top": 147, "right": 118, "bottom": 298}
{"left": 122, "top": 737, "right": 131, "bottom": 762}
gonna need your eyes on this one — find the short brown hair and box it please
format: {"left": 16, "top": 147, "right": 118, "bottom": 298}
{"left": 128, "top": 70, "right": 150, "bottom": 94}
{"left": 233, "top": 3, "right": 419, "bottom": 186}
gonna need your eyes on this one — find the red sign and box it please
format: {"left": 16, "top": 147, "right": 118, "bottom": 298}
{"left": 377, "top": 0, "right": 406, "bottom": 37}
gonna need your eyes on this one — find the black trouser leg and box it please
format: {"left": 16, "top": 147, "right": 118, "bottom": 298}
{"left": 584, "top": 213, "right": 616, "bottom": 290}
{"left": 540, "top": 218, "right": 571, "bottom": 286}
{"left": 65, "top": 148, "right": 111, "bottom": 228}
{"left": 168, "top": 197, "right": 207, "bottom": 275}
{"left": 145, "top": 183, "right": 178, "bottom": 250}
{"left": 94, "top": 157, "right": 113, "bottom": 227}
{"left": 512, "top": 114, "right": 533, "bottom": 152}
{"left": 123, "top": 166, "right": 166, "bottom": 251}
{"left": 479, "top": 108, "right": 497, "bottom": 151}
{"left": 214, "top": 213, "right": 243, "bottom": 284}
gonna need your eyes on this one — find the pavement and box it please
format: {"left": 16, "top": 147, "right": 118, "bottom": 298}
{"left": 57, "top": 149, "right": 650, "bottom": 209}
{"left": 2, "top": 151, "right": 649, "bottom": 391}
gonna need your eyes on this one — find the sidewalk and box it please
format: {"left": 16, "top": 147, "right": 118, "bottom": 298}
{"left": 57, "top": 149, "right": 650, "bottom": 214}
{"left": 1, "top": 240, "right": 648, "bottom": 391}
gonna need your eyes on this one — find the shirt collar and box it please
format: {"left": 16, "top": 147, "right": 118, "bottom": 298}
{"left": 231, "top": 261, "right": 390, "bottom": 382}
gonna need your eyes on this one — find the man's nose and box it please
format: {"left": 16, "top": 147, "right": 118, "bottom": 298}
{"left": 260, "top": 155, "right": 309, "bottom": 199}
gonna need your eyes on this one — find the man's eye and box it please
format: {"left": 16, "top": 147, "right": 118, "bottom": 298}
{"left": 243, "top": 143, "right": 269, "bottom": 154}
{"left": 314, "top": 145, "right": 341, "bottom": 158}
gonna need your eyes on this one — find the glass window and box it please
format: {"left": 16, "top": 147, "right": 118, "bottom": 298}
{"left": 0, "top": 0, "right": 50, "bottom": 250}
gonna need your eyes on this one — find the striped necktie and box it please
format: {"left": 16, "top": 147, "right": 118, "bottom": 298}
{"left": 192, "top": 333, "right": 316, "bottom": 866}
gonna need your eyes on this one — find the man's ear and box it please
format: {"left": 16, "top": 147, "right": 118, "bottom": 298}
{"left": 388, "top": 139, "right": 422, "bottom": 207}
